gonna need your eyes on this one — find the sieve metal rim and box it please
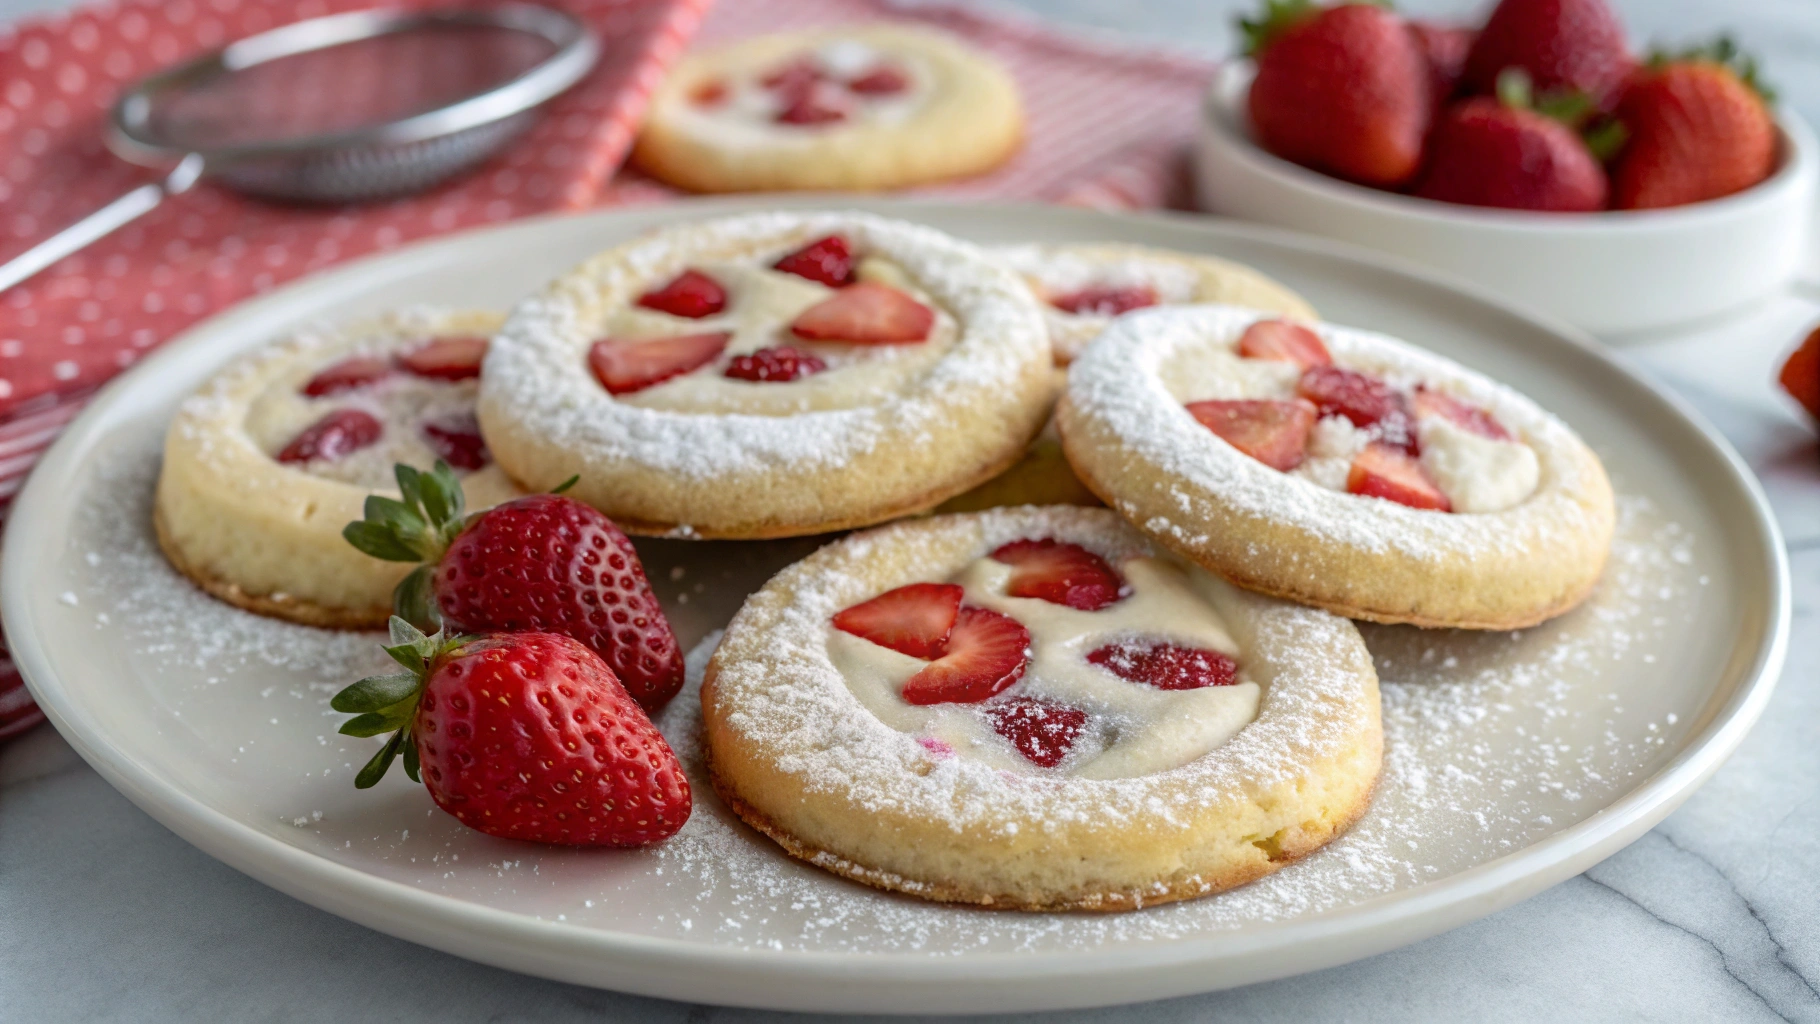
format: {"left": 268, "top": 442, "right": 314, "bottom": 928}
{"left": 105, "top": 3, "right": 600, "bottom": 169}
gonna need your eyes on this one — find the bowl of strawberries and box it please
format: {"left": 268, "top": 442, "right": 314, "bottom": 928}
{"left": 1195, "top": 0, "right": 1818, "bottom": 336}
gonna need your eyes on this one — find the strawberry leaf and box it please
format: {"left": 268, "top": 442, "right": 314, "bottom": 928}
{"left": 339, "top": 707, "right": 412, "bottom": 737}
{"left": 384, "top": 642, "right": 426, "bottom": 676}
{"left": 354, "top": 730, "right": 406, "bottom": 789}
{"left": 550, "top": 474, "right": 580, "bottom": 495}
{"left": 330, "top": 672, "right": 420, "bottom": 714}
{"left": 392, "top": 564, "right": 443, "bottom": 635}
{"left": 1495, "top": 67, "right": 1535, "bottom": 110}
{"left": 1237, "top": 0, "right": 1317, "bottom": 57}
{"left": 401, "top": 734, "right": 421, "bottom": 784}
{"left": 1583, "top": 117, "right": 1630, "bottom": 161}
{"left": 416, "top": 461, "right": 466, "bottom": 540}
{"left": 342, "top": 520, "right": 422, "bottom": 563}
{"left": 388, "top": 614, "right": 428, "bottom": 648}
{"left": 342, "top": 462, "right": 467, "bottom": 565}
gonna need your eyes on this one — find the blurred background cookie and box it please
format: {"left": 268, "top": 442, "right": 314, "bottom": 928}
{"left": 633, "top": 26, "right": 1024, "bottom": 192}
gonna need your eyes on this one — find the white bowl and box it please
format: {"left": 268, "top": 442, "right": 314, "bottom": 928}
{"left": 1196, "top": 63, "right": 1819, "bottom": 337}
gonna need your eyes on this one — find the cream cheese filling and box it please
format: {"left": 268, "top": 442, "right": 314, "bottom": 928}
{"left": 670, "top": 42, "right": 934, "bottom": 147}
{"left": 1161, "top": 336, "right": 1542, "bottom": 514}
{"left": 607, "top": 256, "right": 958, "bottom": 415}
{"left": 243, "top": 357, "right": 482, "bottom": 492}
{"left": 828, "top": 555, "right": 1260, "bottom": 779}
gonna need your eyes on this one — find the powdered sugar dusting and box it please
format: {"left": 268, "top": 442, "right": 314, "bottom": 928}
{"left": 480, "top": 211, "right": 1047, "bottom": 482}
{"left": 1065, "top": 304, "right": 1608, "bottom": 560}
{"left": 64, "top": 426, "right": 1704, "bottom": 955}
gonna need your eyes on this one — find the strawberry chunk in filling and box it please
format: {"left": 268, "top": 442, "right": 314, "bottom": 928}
{"left": 1165, "top": 321, "right": 1541, "bottom": 514}
{"left": 828, "top": 549, "right": 1259, "bottom": 777}
{"left": 262, "top": 335, "right": 498, "bottom": 489}
{"left": 679, "top": 42, "right": 927, "bottom": 132}
{"left": 593, "top": 244, "right": 955, "bottom": 412}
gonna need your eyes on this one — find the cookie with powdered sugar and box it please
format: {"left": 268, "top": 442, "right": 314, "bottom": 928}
{"left": 994, "top": 243, "right": 1317, "bottom": 365}
{"left": 633, "top": 27, "right": 1023, "bottom": 193}
{"left": 155, "top": 309, "right": 524, "bottom": 628}
{"left": 1058, "top": 304, "right": 1615, "bottom": 629}
{"left": 703, "top": 506, "right": 1382, "bottom": 911}
{"left": 479, "top": 211, "right": 1055, "bottom": 539}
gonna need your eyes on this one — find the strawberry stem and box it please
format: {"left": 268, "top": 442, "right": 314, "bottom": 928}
{"left": 342, "top": 462, "right": 469, "bottom": 627}
{"left": 1237, "top": 0, "right": 1316, "bottom": 57}
{"left": 1647, "top": 33, "right": 1778, "bottom": 104}
{"left": 332, "top": 617, "right": 471, "bottom": 790}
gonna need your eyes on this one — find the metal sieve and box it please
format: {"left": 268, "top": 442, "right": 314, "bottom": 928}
{"left": 0, "top": 3, "right": 599, "bottom": 292}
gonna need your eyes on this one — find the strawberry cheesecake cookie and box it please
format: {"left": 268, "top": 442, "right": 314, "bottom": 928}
{"left": 996, "top": 243, "right": 1317, "bottom": 364}
{"left": 703, "top": 506, "right": 1382, "bottom": 911}
{"left": 155, "top": 310, "right": 523, "bottom": 628}
{"left": 1058, "top": 305, "right": 1615, "bottom": 629}
{"left": 632, "top": 27, "right": 1023, "bottom": 192}
{"left": 479, "top": 211, "right": 1054, "bottom": 539}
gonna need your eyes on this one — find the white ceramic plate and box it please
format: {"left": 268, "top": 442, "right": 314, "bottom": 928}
{"left": 3, "top": 199, "right": 1788, "bottom": 1014}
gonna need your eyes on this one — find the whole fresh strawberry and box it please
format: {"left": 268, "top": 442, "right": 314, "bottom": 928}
{"left": 1462, "top": 0, "right": 1632, "bottom": 107}
{"left": 332, "top": 620, "right": 690, "bottom": 846}
{"left": 1413, "top": 72, "right": 1611, "bottom": 212}
{"left": 1779, "top": 326, "right": 1820, "bottom": 423}
{"left": 344, "top": 463, "right": 684, "bottom": 713}
{"left": 1241, "top": 0, "right": 1432, "bottom": 188}
{"left": 1410, "top": 21, "right": 1475, "bottom": 107}
{"left": 1611, "top": 39, "right": 1778, "bottom": 210}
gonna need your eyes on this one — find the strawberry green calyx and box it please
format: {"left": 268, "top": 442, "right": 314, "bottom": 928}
{"left": 332, "top": 616, "right": 472, "bottom": 789}
{"left": 1238, "top": 0, "right": 1316, "bottom": 56}
{"left": 1238, "top": 0, "right": 1392, "bottom": 56}
{"left": 342, "top": 461, "right": 469, "bottom": 631}
{"left": 1495, "top": 67, "right": 1626, "bottom": 159}
{"left": 1648, "top": 34, "right": 1777, "bottom": 103}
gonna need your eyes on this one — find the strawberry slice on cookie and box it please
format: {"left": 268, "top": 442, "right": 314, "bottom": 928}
{"left": 988, "top": 539, "right": 1124, "bottom": 611}
{"left": 790, "top": 283, "right": 935, "bottom": 344}
{"left": 832, "top": 582, "right": 964, "bottom": 659}
{"left": 898, "top": 606, "right": 1031, "bottom": 706}
{"left": 589, "top": 332, "right": 732, "bottom": 395}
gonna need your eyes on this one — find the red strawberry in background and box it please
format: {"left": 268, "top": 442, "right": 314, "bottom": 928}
{"left": 1412, "top": 73, "right": 1611, "bottom": 212}
{"left": 330, "top": 622, "right": 690, "bottom": 846}
{"left": 1611, "top": 39, "right": 1779, "bottom": 210}
{"left": 343, "top": 463, "right": 685, "bottom": 713}
{"left": 1462, "top": 0, "right": 1632, "bottom": 107}
{"left": 1779, "top": 326, "right": 1820, "bottom": 423}
{"left": 1242, "top": 0, "right": 1432, "bottom": 188}
{"left": 1410, "top": 21, "right": 1475, "bottom": 107}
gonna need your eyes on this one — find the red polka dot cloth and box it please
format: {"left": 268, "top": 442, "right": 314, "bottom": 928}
{"left": 0, "top": 0, "right": 1218, "bottom": 739}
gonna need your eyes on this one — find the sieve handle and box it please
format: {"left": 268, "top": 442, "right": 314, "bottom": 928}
{"left": 0, "top": 154, "right": 206, "bottom": 294}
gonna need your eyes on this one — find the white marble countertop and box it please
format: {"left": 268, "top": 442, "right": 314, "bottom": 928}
{"left": 4, "top": 1, "right": 1819, "bottom": 1020}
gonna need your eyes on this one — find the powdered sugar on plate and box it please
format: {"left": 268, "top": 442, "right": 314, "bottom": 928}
{"left": 61, "top": 420, "right": 1704, "bottom": 954}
